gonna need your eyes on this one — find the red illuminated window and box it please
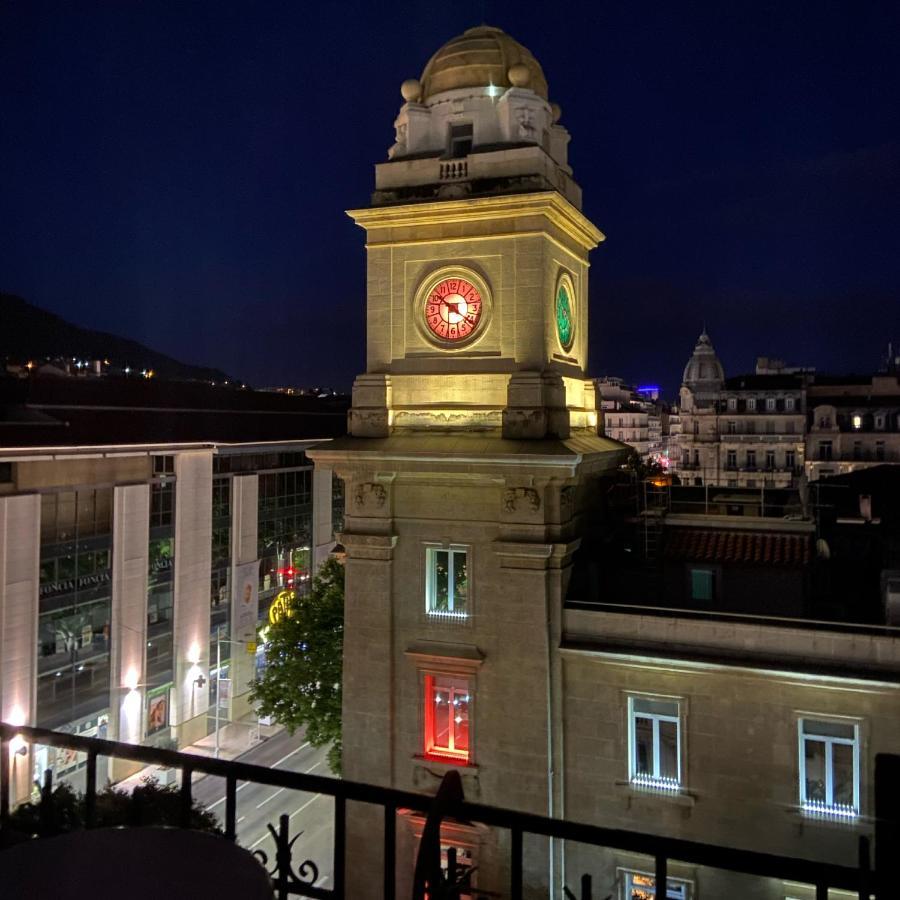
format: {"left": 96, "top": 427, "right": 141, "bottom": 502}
{"left": 425, "top": 675, "right": 470, "bottom": 763}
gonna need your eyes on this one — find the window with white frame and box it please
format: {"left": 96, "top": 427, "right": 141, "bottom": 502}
{"left": 424, "top": 674, "right": 471, "bottom": 763}
{"left": 426, "top": 546, "right": 468, "bottom": 618}
{"left": 766, "top": 397, "right": 776, "bottom": 411}
{"left": 799, "top": 718, "right": 859, "bottom": 817}
{"left": 629, "top": 696, "right": 681, "bottom": 789}
{"left": 620, "top": 869, "right": 691, "bottom": 899}
{"left": 747, "top": 397, "right": 757, "bottom": 411}
{"left": 727, "top": 397, "right": 737, "bottom": 411}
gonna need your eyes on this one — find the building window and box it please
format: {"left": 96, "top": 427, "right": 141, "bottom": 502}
{"left": 426, "top": 546, "right": 469, "bottom": 618}
{"left": 819, "top": 441, "right": 833, "bottom": 461}
{"left": 799, "top": 718, "right": 859, "bottom": 818}
{"left": 766, "top": 397, "right": 776, "bottom": 411}
{"left": 690, "top": 567, "right": 715, "bottom": 602}
{"left": 745, "top": 420, "right": 755, "bottom": 435}
{"left": 620, "top": 870, "right": 691, "bottom": 899}
{"left": 425, "top": 675, "right": 470, "bottom": 763}
{"left": 746, "top": 449, "right": 756, "bottom": 468}
{"left": 747, "top": 398, "right": 757, "bottom": 411}
{"left": 726, "top": 449, "right": 737, "bottom": 469}
{"left": 766, "top": 450, "right": 776, "bottom": 469}
{"left": 692, "top": 450, "right": 699, "bottom": 466}
{"left": 785, "top": 396, "right": 796, "bottom": 411}
{"left": 876, "top": 442, "right": 885, "bottom": 461}
{"left": 727, "top": 420, "right": 736, "bottom": 435}
{"left": 727, "top": 397, "right": 737, "bottom": 411}
{"left": 786, "top": 420, "right": 795, "bottom": 434}
{"left": 786, "top": 450, "right": 796, "bottom": 470}
{"left": 629, "top": 696, "right": 681, "bottom": 789}
{"left": 853, "top": 442, "right": 863, "bottom": 461}
{"left": 852, "top": 414, "right": 863, "bottom": 430}
{"left": 766, "top": 420, "right": 775, "bottom": 434}
{"left": 447, "top": 123, "right": 473, "bottom": 158}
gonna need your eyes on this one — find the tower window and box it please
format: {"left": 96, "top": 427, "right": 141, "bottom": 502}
{"left": 447, "top": 123, "right": 473, "bottom": 158}
{"left": 426, "top": 546, "right": 469, "bottom": 619}
{"left": 425, "top": 674, "right": 470, "bottom": 763}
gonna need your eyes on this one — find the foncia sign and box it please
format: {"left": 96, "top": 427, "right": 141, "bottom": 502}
{"left": 268, "top": 589, "right": 296, "bottom": 625}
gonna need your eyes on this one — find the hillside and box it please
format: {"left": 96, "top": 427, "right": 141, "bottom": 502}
{"left": 0, "top": 292, "right": 232, "bottom": 383}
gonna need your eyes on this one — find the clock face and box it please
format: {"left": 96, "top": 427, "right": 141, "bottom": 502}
{"left": 424, "top": 277, "right": 483, "bottom": 343}
{"left": 556, "top": 279, "right": 574, "bottom": 351}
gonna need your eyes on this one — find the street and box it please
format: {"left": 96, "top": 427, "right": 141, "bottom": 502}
{"left": 192, "top": 729, "right": 335, "bottom": 890}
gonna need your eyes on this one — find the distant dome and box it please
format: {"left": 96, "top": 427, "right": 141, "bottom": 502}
{"left": 682, "top": 330, "right": 725, "bottom": 386}
{"left": 420, "top": 25, "right": 549, "bottom": 101}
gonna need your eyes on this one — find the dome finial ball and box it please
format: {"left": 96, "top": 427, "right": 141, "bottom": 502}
{"left": 400, "top": 78, "right": 422, "bottom": 102}
{"left": 507, "top": 63, "right": 531, "bottom": 88}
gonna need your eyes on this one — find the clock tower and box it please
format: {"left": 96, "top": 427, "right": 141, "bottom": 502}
{"left": 309, "top": 25, "right": 626, "bottom": 898}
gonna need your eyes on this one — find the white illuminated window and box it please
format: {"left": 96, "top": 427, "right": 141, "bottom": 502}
{"left": 620, "top": 869, "right": 691, "bottom": 899}
{"left": 629, "top": 696, "right": 681, "bottom": 790}
{"left": 426, "top": 546, "right": 468, "bottom": 618}
{"left": 785, "top": 396, "right": 796, "bottom": 411}
{"left": 799, "top": 718, "right": 859, "bottom": 818}
{"left": 747, "top": 397, "right": 757, "bottom": 411}
{"left": 852, "top": 414, "right": 862, "bottom": 430}
{"left": 766, "top": 397, "right": 776, "bottom": 411}
{"left": 727, "top": 397, "right": 737, "bottom": 411}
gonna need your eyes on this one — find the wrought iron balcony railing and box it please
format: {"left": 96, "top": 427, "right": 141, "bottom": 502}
{"left": 1, "top": 722, "right": 896, "bottom": 899}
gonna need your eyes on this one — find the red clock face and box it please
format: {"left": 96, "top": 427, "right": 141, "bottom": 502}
{"left": 424, "top": 277, "right": 483, "bottom": 342}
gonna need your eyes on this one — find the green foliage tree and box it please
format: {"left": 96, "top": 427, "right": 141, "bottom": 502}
{"left": 251, "top": 557, "right": 344, "bottom": 774}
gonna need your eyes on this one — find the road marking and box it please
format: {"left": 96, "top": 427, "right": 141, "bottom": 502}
{"left": 237, "top": 816, "right": 245, "bottom": 824}
{"left": 256, "top": 786, "right": 286, "bottom": 809}
{"left": 254, "top": 756, "right": 324, "bottom": 809}
{"left": 204, "top": 740, "right": 311, "bottom": 811}
{"left": 288, "top": 791, "right": 325, "bottom": 820}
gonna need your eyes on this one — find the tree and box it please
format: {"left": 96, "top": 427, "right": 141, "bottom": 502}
{"left": 251, "top": 557, "right": 344, "bottom": 774}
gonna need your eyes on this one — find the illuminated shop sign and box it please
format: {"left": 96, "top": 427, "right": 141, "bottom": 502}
{"left": 268, "top": 589, "right": 296, "bottom": 625}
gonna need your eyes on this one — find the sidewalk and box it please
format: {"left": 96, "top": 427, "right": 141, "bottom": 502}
{"left": 116, "top": 713, "right": 283, "bottom": 793}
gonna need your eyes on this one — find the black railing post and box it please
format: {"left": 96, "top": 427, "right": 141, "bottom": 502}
{"left": 274, "top": 813, "right": 291, "bottom": 900}
{"left": 858, "top": 835, "right": 871, "bottom": 900}
{"left": 84, "top": 748, "right": 98, "bottom": 828}
{"left": 815, "top": 881, "right": 828, "bottom": 900}
{"left": 383, "top": 800, "right": 396, "bottom": 900}
{"left": 654, "top": 853, "right": 667, "bottom": 898}
{"left": 225, "top": 773, "right": 237, "bottom": 841}
{"left": 179, "top": 764, "right": 193, "bottom": 829}
{"left": 332, "top": 794, "right": 346, "bottom": 899}
{"left": 875, "top": 753, "right": 900, "bottom": 898}
{"left": 510, "top": 827, "right": 523, "bottom": 900}
{"left": 0, "top": 732, "right": 10, "bottom": 826}
{"left": 38, "top": 768, "right": 53, "bottom": 834}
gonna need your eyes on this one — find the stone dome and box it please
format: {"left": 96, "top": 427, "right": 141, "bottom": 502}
{"left": 682, "top": 330, "right": 725, "bottom": 386}
{"left": 420, "top": 25, "right": 549, "bottom": 101}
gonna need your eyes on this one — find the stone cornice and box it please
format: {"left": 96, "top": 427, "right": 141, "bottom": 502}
{"left": 346, "top": 191, "right": 604, "bottom": 252}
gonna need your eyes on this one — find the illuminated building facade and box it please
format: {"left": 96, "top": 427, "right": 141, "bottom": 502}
{"left": 310, "top": 25, "right": 900, "bottom": 900}
{"left": 0, "top": 382, "right": 343, "bottom": 796}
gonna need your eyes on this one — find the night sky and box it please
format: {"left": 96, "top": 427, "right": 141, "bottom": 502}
{"left": 2, "top": 1, "right": 898, "bottom": 398}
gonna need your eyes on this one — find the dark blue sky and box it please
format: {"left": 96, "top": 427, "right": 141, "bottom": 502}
{"left": 2, "top": 1, "right": 898, "bottom": 398}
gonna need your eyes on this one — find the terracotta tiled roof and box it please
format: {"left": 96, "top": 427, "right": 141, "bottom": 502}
{"left": 664, "top": 529, "right": 811, "bottom": 566}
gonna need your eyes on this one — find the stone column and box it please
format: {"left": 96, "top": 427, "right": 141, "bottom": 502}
{"left": 0, "top": 493, "right": 40, "bottom": 806}
{"left": 312, "top": 464, "right": 334, "bottom": 572}
{"left": 109, "top": 483, "right": 149, "bottom": 780}
{"left": 171, "top": 450, "right": 213, "bottom": 747}
{"left": 341, "top": 473, "right": 397, "bottom": 899}
{"left": 229, "top": 473, "right": 258, "bottom": 722}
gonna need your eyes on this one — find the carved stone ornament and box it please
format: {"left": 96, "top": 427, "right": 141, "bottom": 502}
{"left": 560, "top": 486, "right": 576, "bottom": 513}
{"left": 353, "top": 482, "right": 387, "bottom": 510}
{"left": 503, "top": 487, "right": 541, "bottom": 513}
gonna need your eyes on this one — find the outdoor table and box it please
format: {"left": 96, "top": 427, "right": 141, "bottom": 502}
{"left": 0, "top": 826, "right": 273, "bottom": 899}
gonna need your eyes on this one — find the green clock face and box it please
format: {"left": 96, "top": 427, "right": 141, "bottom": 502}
{"left": 555, "top": 280, "right": 574, "bottom": 352}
